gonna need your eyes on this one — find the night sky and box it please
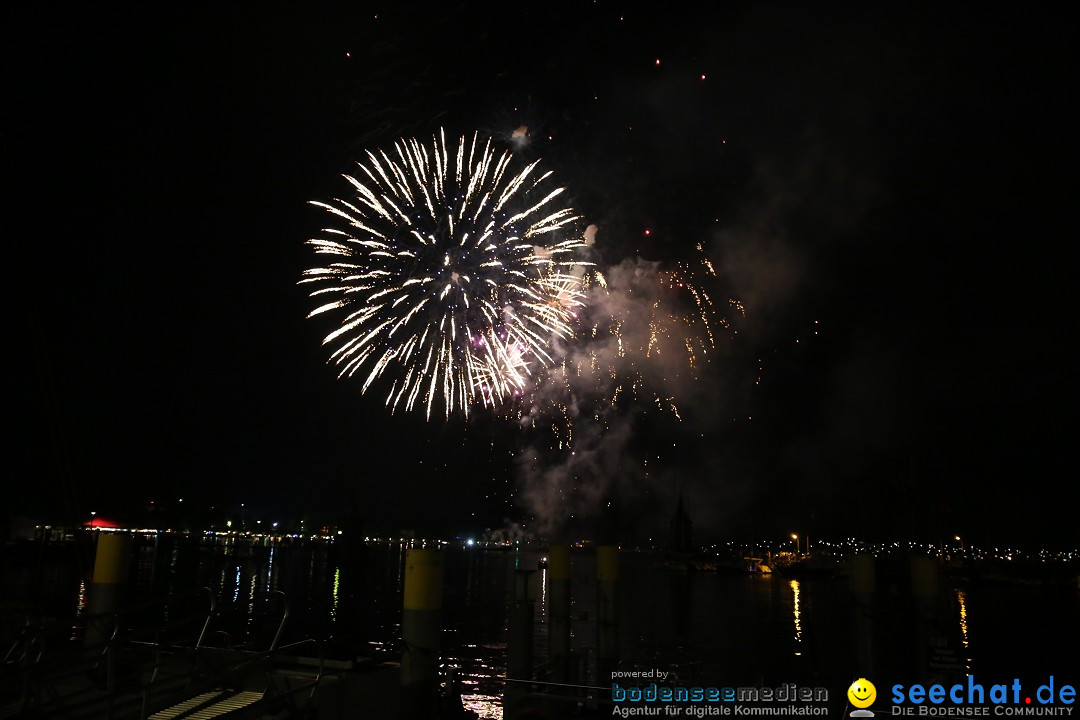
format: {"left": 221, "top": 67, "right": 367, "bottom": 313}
{"left": 9, "top": 4, "right": 1076, "bottom": 547}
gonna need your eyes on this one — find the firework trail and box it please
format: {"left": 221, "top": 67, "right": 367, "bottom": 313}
{"left": 302, "top": 130, "right": 591, "bottom": 419}
{"left": 511, "top": 241, "right": 749, "bottom": 535}
{"left": 516, "top": 244, "right": 742, "bottom": 447}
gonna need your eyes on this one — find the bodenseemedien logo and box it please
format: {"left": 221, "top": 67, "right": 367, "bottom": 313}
{"left": 609, "top": 673, "right": 830, "bottom": 716}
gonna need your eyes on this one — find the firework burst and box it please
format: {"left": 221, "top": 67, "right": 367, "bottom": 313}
{"left": 577, "top": 249, "right": 728, "bottom": 410}
{"left": 302, "top": 130, "right": 590, "bottom": 419}
{"left": 514, "top": 244, "right": 743, "bottom": 451}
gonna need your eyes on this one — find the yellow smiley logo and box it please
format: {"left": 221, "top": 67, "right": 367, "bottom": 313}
{"left": 848, "top": 678, "right": 876, "bottom": 709}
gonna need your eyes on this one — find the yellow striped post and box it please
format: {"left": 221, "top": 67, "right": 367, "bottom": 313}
{"left": 85, "top": 533, "right": 132, "bottom": 650}
{"left": 910, "top": 555, "right": 939, "bottom": 603}
{"left": 597, "top": 546, "right": 619, "bottom": 681}
{"left": 400, "top": 548, "right": 444, "bottom": 718}
{"left": 850, "top": 553, "right": 876, "bottom": 677}
{"left": 547, "top": 545, "right": 572, "bottom": 682}
{"left": 910, "top": 554, "right": 941, "bottom": 677}
{"left": 850, "top": 553, "right": 876, "bottom": 594}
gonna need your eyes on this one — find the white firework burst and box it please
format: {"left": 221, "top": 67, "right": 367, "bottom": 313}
{"left": 302, "top": 130, "right": 590, "bottom": 419}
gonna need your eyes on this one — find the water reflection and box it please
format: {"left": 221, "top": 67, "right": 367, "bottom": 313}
{"left": 74, "top": 579, "right": 87, "bottom": 617}
{"left": 69, "top": 579, "right": 88, "bottom": 640}
{"left": 539, "top": 567, "right": 547, "bottom": 611}
{"left": 331, "top": 566, "right": 341, "bottom": 621}
{"left": 789, "top": 579, "right": 802, "bottom": 655}
{"left": 19, "top": 537, "right": 1077, "bottom": 720}
{"left": 266, "top": 547, "right": 275, "bottom": 593}
{"left": 956, "top": 589, "right": 972, "bottom": 674}
{"left": 460, "top": 693, "right": 501, "bottom": 719}
{"left": 246, "top": 572, "right": 256, "bottom": 633}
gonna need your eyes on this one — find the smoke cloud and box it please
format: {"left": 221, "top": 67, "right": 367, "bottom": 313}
{"left": 511, "top": 225, "right": 749, "bottom": 540}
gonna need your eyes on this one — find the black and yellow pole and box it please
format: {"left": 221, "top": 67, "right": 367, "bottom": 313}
{"left": 400, "top": 548, "right": 444, "bottom": 719}
{"left": 910, "top": 554, "right": 939, "bottom": 607}
{"left": 597, "top": 545, "right": 619, "bottom": 682}
{"left": 547, "top": 545, "right": 571, "bottom": 683}
{"left": 506, "top": 567, "right": 536, "bottom": 718}
{"left": 84, "top": 532, "right": 132, "bottom": 651}
{"left": 850, "top": 553, "right": 876, "bottom": 677}
{"left": 910, "top": 554, "right": 940, "bottom": 678}
{"left": 506, "top": 601, "right": 533, "bottom": 715}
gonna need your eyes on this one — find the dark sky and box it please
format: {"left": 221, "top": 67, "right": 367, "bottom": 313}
{"left": 9, "top": 3, "right": 1076, "bottom": 547}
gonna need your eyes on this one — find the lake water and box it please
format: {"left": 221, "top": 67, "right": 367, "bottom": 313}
{"left": 3, "top": 534, "right": 1078, "bottom": 718}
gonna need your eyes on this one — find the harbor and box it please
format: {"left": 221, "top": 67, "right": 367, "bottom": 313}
{"left": 9, "top": 1, "right": 1077, "bottom": 718}
{"left": 3, "top": 528, "right": 1077, "bottom": 718}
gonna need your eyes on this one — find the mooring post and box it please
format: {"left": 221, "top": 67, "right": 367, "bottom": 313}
{"left": 84, "top": 532, "right": 131, "bottom": 651}
{"left": 401, "top": 548, "right": 444, "bottom": 719}
{"left": 547, "top": 544, "right": 571, "bottom": 683}
{"left": 910, "top": 554, "right": 940, "bottom": 677}
{"left": 506, "top": 569, "right": 535, "bottom": 718}
{"left": 910, "top": 554, "right": 939, "bottom": 609}
{"left": 851, "top": 553, "right": 876, "bottom": 677}
{"left": 597, "top": 545, "right": 619, "bottom": 683}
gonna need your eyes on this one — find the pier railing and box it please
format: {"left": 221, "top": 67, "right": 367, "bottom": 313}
{"left": 0, "top": 589, "right": 324, "bottom": 720}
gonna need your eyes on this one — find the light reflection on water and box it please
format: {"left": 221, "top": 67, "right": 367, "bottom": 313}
{"left": 460, "top": 693, "right": 502, "bottom": 718}
{"left": 69, "top": 579, "right": 88, "bottom": 641}
{"left": 789, "top": 579, "right": 802, "bottom": 655}
{"left": 266, "top": 547, "right": 275, "bottom": 594}
{"left": 9, "top": 537, "right": 1079, "bottom": 718}
{"left": 956, "top": 588, "right": 972, "bottom": 675}
{"left": 331, "top": 566, "right": 341, "bottom": 622}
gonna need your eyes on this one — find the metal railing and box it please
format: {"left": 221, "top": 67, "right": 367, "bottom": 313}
{"left": 1, "top": 589, "right": 323, "bottom": 720}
